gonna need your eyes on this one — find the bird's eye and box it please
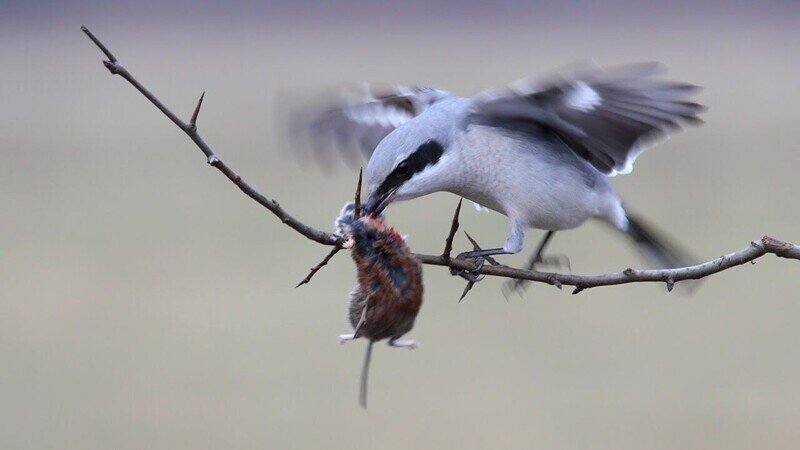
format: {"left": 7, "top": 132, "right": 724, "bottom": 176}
{"left": 396, "top": 161, "right": 410, "bottom": 176}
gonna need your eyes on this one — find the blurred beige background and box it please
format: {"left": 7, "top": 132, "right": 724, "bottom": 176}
{"left": 2, "top": 1, "right": 799, "bottom": 449}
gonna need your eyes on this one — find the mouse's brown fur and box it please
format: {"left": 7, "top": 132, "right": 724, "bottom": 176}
{"left": 338, "top": 209, "right": 423, "bottom": 408}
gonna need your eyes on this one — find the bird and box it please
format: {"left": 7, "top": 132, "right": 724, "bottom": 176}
{"left": 295, "top": 62, "right": 705, "bottom": 278}
{"left": 335, "top": 202, "right": 423, "bottom": 408}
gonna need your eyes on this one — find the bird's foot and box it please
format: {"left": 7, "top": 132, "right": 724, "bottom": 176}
{"left": 338, "top": 334, "right": 357, "bottom": 344}
{"left": 449, "top": 254, "right": 486, "bottom": 282}
{"left": 502, "top": 253, "right": 572, "bottom": 297}
{"left": 537, "top": 253, "right": 572, "bottom": 272}
{"left": 449, "top": 247, "right": 507, "bottom": 282}
{"left": 388, "top": 338, "right": 418, "bottom": 350}
{"left": 502, "top": 277, "right": 534, "bottom": 298}
{"left": 455, "top": 248, "right": 507, "bottom": 263}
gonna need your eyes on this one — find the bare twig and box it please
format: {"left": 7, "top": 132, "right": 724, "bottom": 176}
{"left": 296, "top": 171, "right": 364, "bottom": 287}
{"left": 296, "top": 245, "right": 343, "bottom": 288}
{"left": 81, "top": 26, "right": 117, "bottom": 63}
{"left": 83, "top": 26, "right": 800, "bottom": 294}
{"left": 81, "top": 26, "right": 341, "bottom": 247}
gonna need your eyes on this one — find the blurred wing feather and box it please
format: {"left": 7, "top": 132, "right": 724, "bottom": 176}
{"left": 473, "top": 63, "right": 705, "bottom": 175}
{"left": 298, "top": 86, "right": 451, "bottom": 166}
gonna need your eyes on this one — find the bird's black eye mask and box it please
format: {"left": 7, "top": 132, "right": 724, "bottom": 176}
{"left": 372, "top": 140, "right": 445, "bottom": 201}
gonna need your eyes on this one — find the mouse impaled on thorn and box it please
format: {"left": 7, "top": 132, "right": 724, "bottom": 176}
{"left": 335, "top": 201, "right": 423, "bottom": 408}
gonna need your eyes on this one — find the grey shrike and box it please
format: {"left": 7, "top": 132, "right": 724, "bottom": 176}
{"left": 295, "top": 62, "right": 704, "bottom": 278}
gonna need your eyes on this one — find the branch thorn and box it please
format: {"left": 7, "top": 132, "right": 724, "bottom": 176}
{"left": 463, "top": 231, "right": 500, "bottom": 266}
{"left": 189, "top": 91, "right": 205, "bottom": 130}
{"left": 442, "top": 198, "right": 463, "bottom": 261}
{"left": 354, "top": 168, "right": 363, "bottom": 219}
{"left": 458, "top": 281, "right": 475, "bottom": 303}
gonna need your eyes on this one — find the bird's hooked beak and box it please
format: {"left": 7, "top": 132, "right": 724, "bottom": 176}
{"left": 363, "top": 188, "right": 397, "bottom": 216}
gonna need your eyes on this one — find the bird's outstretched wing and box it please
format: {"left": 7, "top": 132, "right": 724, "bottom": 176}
{"left": 292, "top": 86, "right": 451, "bottom": 167}
{"left": 472, "top": 62, "right": 705, "bottom": 175}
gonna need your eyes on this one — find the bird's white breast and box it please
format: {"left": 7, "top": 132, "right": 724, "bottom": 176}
{"left": 453, "top": 124, "right": 620, "bottom": 231}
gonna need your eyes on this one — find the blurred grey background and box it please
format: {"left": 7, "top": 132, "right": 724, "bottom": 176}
{"left": 1, "top": 1, "right": 799, "bottom": 449}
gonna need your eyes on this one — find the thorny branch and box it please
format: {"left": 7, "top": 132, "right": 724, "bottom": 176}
{"left": 296, "top": 170, "right": 365, "bottom": 287}
{"left": 82, "top": 27, "right": 800, "bottom": 296}
{"left": 81, "top": 26, "right": 341, "bottom": 248}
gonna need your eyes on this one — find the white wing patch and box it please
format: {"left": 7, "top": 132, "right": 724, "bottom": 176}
{"left": 566, "top": 81, "right": 601, "bottom": 112}
{"left": 344, "top": 101, "right": 411, "bottom": 128}
{"left": 607, "top": 138, "right": 664, "bottom": 177}
{"left": 470, "top": 63, "right": 704, "bottom": 177}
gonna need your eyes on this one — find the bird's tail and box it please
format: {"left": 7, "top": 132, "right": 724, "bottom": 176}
{"left": 623, "top": 210, "right": 697, "bottom": 271}
{"left": 359, "top": 341, "right": 374, "bottom": 409}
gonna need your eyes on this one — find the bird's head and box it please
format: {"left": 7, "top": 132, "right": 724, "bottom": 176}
{"left": 363, "top": 116, "right": 460, "bottom": 216}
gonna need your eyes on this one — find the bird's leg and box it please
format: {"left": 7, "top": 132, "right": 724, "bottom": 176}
{"left": 388, "top": 338, "right": 418, "bottom": 350}
{"left": 504, "top": 231, "right": 569, "bottom": 295}
{"left": 529, "top": 231, "right": 570, "bottom": 271}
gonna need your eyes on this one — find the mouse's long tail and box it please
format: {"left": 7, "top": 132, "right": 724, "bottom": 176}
{"left": 359, "top": 341, "right": 374, "bottom": 409}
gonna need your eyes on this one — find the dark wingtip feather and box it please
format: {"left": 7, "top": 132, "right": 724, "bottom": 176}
{"left": 624, "top": 210, "right": 700, "bottom": 271}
